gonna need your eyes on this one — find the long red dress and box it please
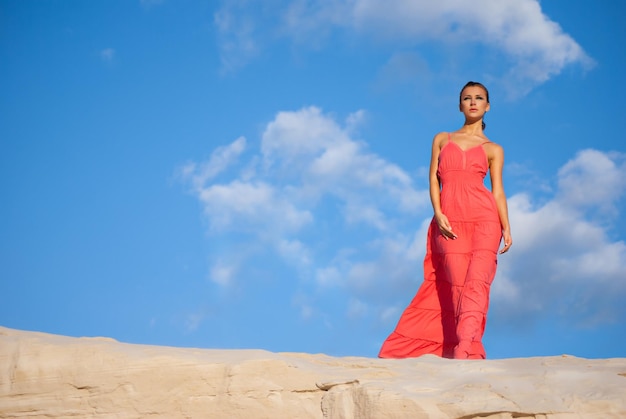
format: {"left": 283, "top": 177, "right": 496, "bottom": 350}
{"left": 379, "top": 134, "right": 502, "bottom": 359}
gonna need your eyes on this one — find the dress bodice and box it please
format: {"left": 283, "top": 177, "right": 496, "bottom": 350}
{"left": 437, "top": 139, "right": 499, "bottom": 222}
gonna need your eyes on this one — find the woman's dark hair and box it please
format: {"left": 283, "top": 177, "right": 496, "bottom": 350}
{"left": 460, "top": 81, "right": 489, "bottom": 130}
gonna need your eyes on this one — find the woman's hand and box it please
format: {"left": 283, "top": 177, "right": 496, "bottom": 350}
{"left": 435, "top": 213, "right": 457, "bottom": 240}
{"left": 499, "top": 230, "right": 512, "bottom": 254}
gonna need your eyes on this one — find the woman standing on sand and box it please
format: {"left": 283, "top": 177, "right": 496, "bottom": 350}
{"left": 379, "top": 81, "right": 512, "bottom": 360}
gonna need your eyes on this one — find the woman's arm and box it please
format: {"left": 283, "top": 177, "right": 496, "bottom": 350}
{"left": 429, "top": 133, "right": 457, "bottom": 240}
{"left": 488, "top": 144, "right": 512, "bottom": 254}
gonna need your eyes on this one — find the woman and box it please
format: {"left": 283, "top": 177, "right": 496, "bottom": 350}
{"left": 379, "top": 81, "right": 512, "bottom": 360}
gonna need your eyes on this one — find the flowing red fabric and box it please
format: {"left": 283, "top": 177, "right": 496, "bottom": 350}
{"left": 379, "top": 135, "right": 502, "bottom": 359}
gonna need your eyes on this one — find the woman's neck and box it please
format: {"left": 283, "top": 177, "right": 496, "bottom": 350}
{"left": 459, "top": 120, "right": 484, "bottom": 136}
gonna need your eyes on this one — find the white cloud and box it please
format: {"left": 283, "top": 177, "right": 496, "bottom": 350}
{"left": 379, "top": 306, "right": 400, "bottom": 324}
{"left": 557, "top": 149, "right": 626, "bottom": 214}
{"left": 352, "top": 0, "right": 594, "bottom": 86}
{"left": 292, "top": 292, "right": 315, "bottom": 320}
{"left": 343, "top": 203, "right": 388, "bottom": 231}
{"left": 214, "top": 1, "right": 263, "bottom": 72}
{"left": 180, "top": 106, "right": 427, "bottom": 290}
{"left": 262, "top": 107, "right": 345, "bottom": 168}
{"left": 373, "top": 51, "right": 432, "bottom": 92}
{"left": 315, "top": 266, "right": 342, "bottom": 287}
{"left": 197, "top": 179, "right": 313, "bottom": 233}
{"left": 215, "top": 0, "right": 592, "bottom": 92}
{"left": 210, "top": 261, "right": 237, "bottom": 287}
{"left": 347, "top": 298, "right": 368, "bottom": 319}
{"left": 277, "top": 239, "right": 312, "bottom": 267}
{"left": 100, "top": 48, "right": 115, "bottom": 62}
{"left": 182, "top": 136, "right": 247, "bottom": 190}
{"left": 260, "top": 106, "right": 425, "bottom": 220}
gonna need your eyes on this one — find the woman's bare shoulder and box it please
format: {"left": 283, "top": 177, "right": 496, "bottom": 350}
{"left": 483, "top": 140, "right": 504, "bottom": 159}
{"left": 432, "top": 131, "right": 449, "bottom": 147}
{"left": 483, "top": 139, "right": 503, "bottom": 150}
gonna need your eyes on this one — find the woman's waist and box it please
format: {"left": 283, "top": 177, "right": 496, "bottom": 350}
{"left": 440, "top": 209, "right": 500, "bottom": 223}
{"left": 440, "top": 194, "right": 499, "bottom": 220}
{"left": 439, "top": 170, "right": 486, "bottom": 183}
{"left": 440, "top": 184, "right": 493, "bottom": 195}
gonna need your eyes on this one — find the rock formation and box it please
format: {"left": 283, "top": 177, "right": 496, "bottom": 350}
{"left": 1, "top": 326, "right": 625, "bottom": 418}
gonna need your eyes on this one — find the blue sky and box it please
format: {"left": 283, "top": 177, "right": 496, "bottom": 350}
{"left": 1, "top": 0, "right": 625, "bottom": 360}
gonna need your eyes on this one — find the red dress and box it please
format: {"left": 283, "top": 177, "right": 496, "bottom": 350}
{"left": 379, "top": 134, "right": 502, "bottom": 359}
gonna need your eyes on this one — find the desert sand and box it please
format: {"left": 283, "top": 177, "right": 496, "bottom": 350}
{"left": 1, "top": 326, "right": 624, "bottom": 418}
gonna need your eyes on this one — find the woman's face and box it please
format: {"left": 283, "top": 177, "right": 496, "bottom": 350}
{"left": 459, "top": 85, "right": 490, "bottom": 118}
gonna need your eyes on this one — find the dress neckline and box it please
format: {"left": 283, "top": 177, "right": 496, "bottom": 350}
{"left": 445, "top": 132, "right": 490, "bottom": 152}
{"left": 444, "top": 140, "right": 487, "bottom": 153}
